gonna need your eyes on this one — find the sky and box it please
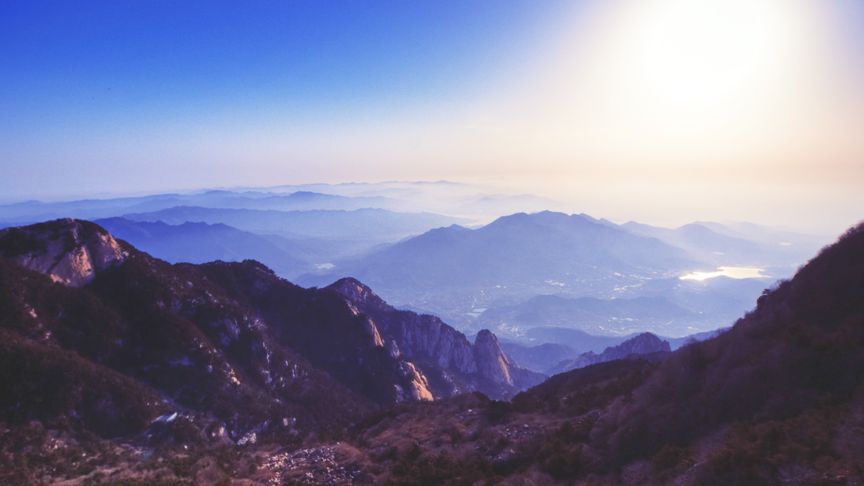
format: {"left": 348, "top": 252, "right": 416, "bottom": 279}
{"left": 1, "top": 0, "right": 863, "bottom": 233}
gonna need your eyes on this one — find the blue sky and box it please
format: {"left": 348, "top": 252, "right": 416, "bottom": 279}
{"left": 1, "top": 1, "right": 563, "bottom": 148}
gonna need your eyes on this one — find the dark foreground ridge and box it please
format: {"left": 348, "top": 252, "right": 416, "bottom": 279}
{"left": 1, "top": 218, "right": 863, "bottom": 484}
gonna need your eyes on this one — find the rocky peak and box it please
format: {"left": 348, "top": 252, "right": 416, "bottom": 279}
{"left": 473, "top": 329, "right": 513, "bottom": 386}
{"left": 550, "top": 332, "right": 671, "bottom": 374}
{"left": 330, "top": 277, "right": 478, "bottom": 374}
{"left": 328, "top": 277, "right": 393, "bottom": 314}
{"left": 330, "top": 277, "right": 540, "bottom": 397}
{"left": 609, "top": 332, "right": 671, "bottom": 358}
{"left": 0, "top": 219, "right": 128, "bottom": 287}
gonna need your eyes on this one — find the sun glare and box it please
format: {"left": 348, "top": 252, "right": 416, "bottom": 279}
{"left": 510, "top": 0, "right": 838, "bottom": 166}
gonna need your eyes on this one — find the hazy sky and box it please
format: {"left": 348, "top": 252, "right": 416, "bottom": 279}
{"left": 1, "top": 1, "right": 862, "bottom": 233}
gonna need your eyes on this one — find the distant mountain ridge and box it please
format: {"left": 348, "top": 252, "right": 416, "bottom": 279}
{"left": 305, "top": 211, "right": 697, "bottom": 329}
{"left": 621, "top": 220, "right": 816, "bottom": 268}
{"left": 0, "top": 190, "right": 400, "bottom": 224}
{"left": 95, "top": 217, "right": 315, "bottom": 278}
{"left": 547, "top": 332, "right": 671, "bottom": 374}
{"left": 122, "top": 206, "right": 464, "bottom": 258}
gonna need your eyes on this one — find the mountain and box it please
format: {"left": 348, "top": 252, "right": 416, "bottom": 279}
{"left": 665, "top": 326, "right": 728, "bottom": 349}
{"left": 0, "top": 218, "right": 129, "bottom": 287}
{"left": 122, "top": 206, "right": 464, "bottom": 257}
{"left": 4, "top": 218, "right": 861, "bottom": 484}
{"left": 696, "top": 220, "right": 828, "bottom": 255}
{"left": 0, "top": 220, "right": 380, "bottom": 443}
{"left": 499, "top": 341, "right": 579, "bottom": 374}
{"left": 95, "top": 217, "right": 316, "bottom": 278}
{"left": 327, "top": 278, "right": 544, "bottom": 399}
{"left": 621, "top": 221, "right": 814, "bottom": 269}
{"left": 501, "top": 328, "right": 723, "bottom": 373}
{"left": 521, "top": 326, "right": 626, "bottom": 352}
{"left": 0, "top": 219, "right": 530, "bottom": 447}
{"left": 307, "top": 222, "right": 864, "bottom": 484}
{"left": 0, "top": 190, "right": 400, "bottom": 224}
{"left": 305, "top": 211, "right": 696, "bottom": 328}
{"left": 547, "top": 332, "right": 671, "bottom": 374}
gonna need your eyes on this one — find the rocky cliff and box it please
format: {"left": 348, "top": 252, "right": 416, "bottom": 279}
{"left": 328, "top": 278, "right": 543, "bottom": 398}
{"left": 0, "top": 219, "right": 128, "bottom": 286}
{"left": 472, "top": 329, "right": 513, "bottom": 386}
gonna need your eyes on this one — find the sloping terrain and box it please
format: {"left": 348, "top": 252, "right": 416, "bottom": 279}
{"left": 0, "top": 220, "right": 531, "bottom": 448}
{"left": 331, "top": 223, "right": 864, "bottom": 483}
{"left": 1, "top": 219, "right": 861, "bottom": 484}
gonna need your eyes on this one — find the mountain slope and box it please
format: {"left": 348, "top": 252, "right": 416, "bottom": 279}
{"left": 0, "top": 221, "right": 376, "bottom": 442}
{"left": 333, "top": 211, "right": 693, "bottom": 288}
{"left": 547, "top": 332, "right": 671, "bottom": 374}
{"left": 598, "top": 223, "right": 864, "bottom": 465}
{"left": 621, "top": 221, "right": 814, "bottom": 269}
{"left": 307, "top": 211, "right": 696, "bottom": 328}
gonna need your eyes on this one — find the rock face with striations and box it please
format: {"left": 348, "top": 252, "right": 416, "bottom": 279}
{"left": 0, "top": 219, "right": 128, "bottom": 287}
{"left": 328, "top": 278, "right": 543, "bottom": 398}
{"left": 328, "top": 278, "right": 477, "bottom": 373}
{"left": 548, "top": 332, "right": 671, "bottom": 374}
{"left": 472, "top": 329, "right": 513, "bottom": 386}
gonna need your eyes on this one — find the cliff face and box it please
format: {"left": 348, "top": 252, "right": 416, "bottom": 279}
{"left": 473, "top": 329, "right": 513, "bottom": 386}
{"left": 329, "top": 278, "right": 477, "bottom": 373}
{"left": 0, "top": 219, "right": 128, "bottom": 287}
{"left": 328, "top": 278, "right": 543, "bottom": 398}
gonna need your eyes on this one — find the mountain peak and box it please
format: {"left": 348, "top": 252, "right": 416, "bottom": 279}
{"left": 327, "top": 277, "right": 393, "bottom": 313}
{"left": 549, "top": 331, "right": 671, "bottom": 374}
{"left": 473, "top": 329, "right": 513, "bottom": 386}
{"left": 0, "top": 218, "right": 128, "bottom": 287}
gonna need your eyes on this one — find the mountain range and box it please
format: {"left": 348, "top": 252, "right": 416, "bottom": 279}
{"left": 1, "top": 186, "right": 828, "bottom": 343}
{"left": 622, "top": 221, "right": 817, "bottom": 268}
{"left": 121, "top": 206, "right": 464, "bottom": 253}
{"left": 300, "top": 221, "right": 864, "bottom": 484}
{"left": 0, "top": 190, "right": 400, "bottom": 224}
{"left": 94, "top": 217, "right": 318, "bottom": 278}
{"left": 304, "top": 211, "right": 785, "bottom": 336}
{"left": 0, "top": 220, "right": 537, "bottom": 445}
{"left": 0, "top": 218, "right": 861, "bottom": 483}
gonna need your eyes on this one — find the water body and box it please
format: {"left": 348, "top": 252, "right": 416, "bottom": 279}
{"left": 680, "top": 266, "right": 767, "bottom": 281}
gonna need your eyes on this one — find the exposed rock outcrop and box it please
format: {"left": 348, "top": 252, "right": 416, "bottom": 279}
{"left": 328, "top": 278, "right": 544, "bottom": 398}
{"left": 0, "top": 218, "right": 128, "bottom": 287}
{"left": 473, "top": 329, "right": 513, "bottom": 386}
{"left": 329, "top": 278, "right": 478, "bottom": 374}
